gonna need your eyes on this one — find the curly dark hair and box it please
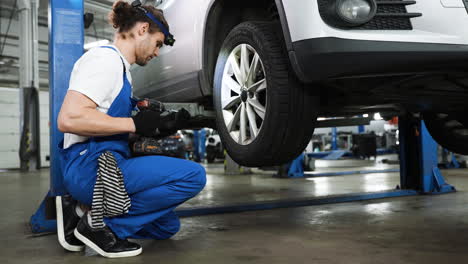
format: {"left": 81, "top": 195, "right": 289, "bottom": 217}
{"left": 108, "top": 1, "right": 169, "bottom": 36}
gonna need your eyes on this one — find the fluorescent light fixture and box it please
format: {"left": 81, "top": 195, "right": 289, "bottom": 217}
{"left": 84, "top": 39, "right": 110, "bottom": 50}
{"left": 373, "top": 112, "right": 383, "bottom": 121}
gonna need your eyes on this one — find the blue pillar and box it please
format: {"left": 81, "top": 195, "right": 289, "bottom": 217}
{"left": 358, "top": 115, "right": 365, "bottom": 133}
{"left": 49, "top": 0, "right": 84, "bottom": 196}
{"left": 199, "top": 129, "right": 206, "bottom": 161}
{"left": 398, "top": 116, "right": 455, "bottom": 194}
{"left": 450, "top": 153, "right": 460, "bottom": 169}
{"left": 331, "top": 127, "right": 338, "bottom": 150}
{"left": 31, "top": 0, "right": 84, "bottom": 233}
{"left": 287, "top": 154, "right": 305, "bottom": 178}
{"left": 358, "top": 125, "right": 365, "bottom": 134}
{"left": 193, "top": 130, "right": 200, "bottom": 162}
{"left": 419, "top": 121, "right": 440, "bottom": 193}
{"left": 419, "top": 121, "right": 455, "bottom": 193}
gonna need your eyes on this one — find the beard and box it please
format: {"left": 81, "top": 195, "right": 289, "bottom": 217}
{"left": 135, "top": 55, "right": 149, "bottom": 66}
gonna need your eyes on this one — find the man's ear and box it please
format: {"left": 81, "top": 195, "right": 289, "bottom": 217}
{"left": 138, "top": 22, "right": 150, "bottom": 36}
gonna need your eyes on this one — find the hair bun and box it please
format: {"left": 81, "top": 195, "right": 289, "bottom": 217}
{"left": 110, "top": 1, "right": 135, "bottom": 29}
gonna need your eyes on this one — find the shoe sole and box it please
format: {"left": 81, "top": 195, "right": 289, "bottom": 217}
{"left": 74, "top": 228, "right": 142, "bottom": 258}
{"left": 56, "top": 196, "right": 85, "bottom": 252}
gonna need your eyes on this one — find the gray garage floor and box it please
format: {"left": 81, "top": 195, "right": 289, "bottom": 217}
{"left": 2, "top": 161, "right": 468, "bottom": 264}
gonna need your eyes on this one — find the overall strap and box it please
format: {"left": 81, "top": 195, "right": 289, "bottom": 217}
{"left": 100, "top": 46, "right": 126, "bottom": 72}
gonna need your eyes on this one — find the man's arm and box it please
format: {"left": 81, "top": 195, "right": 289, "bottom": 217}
{"left": 58, "top": 90, "right": 136, "bottom": 136}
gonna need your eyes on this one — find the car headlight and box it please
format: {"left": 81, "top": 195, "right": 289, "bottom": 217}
{"left": 335, "top": 0, "right": 377, "bottom": 25}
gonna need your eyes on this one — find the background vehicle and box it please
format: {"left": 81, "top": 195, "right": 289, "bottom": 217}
{"left": 132, "top": 0, "right": 468, "bottom": 166}
{"left": 180, "top": 130, "right": 195, "bottom": 159}
{"left": 205, "top": 130, "right": 225, "bottom": 163}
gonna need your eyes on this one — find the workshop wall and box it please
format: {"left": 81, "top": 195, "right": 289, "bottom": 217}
{"left": 0, "top": 88, "right": 50, "bottom": 169}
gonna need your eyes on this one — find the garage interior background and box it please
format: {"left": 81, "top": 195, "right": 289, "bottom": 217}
{"left": 0, "top": 0, "right": 127, "bottom": 169}
{"left": 2, "top": 0, "right": 468, "bottom": 262}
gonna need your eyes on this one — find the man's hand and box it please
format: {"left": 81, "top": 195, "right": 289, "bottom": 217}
{"left": 131, "top": 110, "right": 161, "bottom": 137}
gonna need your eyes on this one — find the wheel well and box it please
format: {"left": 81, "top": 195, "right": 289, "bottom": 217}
{"left": 201, "top": 0, "right": 282, "bottom": 98}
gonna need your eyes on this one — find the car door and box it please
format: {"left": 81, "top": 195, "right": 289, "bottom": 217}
{"left": 131, "top": 0, "right": 211, "bottom": 102}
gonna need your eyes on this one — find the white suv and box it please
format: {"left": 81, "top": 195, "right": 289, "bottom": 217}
{"left": 131, "top": 0, "right": 468, "bottom": 166}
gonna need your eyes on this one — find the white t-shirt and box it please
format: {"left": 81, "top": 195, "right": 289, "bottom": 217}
{"left": 63, "top": 45, "right": 132, "bottom": 149}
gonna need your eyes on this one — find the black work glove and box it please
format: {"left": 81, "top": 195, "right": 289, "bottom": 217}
{"left": 159, "top": 108, "right": 191, "bottom": 132}
{"left": 131, "top": 110, "right": 161, "bottom": 137}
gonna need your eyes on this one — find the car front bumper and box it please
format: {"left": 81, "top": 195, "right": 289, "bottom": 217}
{"left": 289, "top": 37, "right": 468, "bottom": 82}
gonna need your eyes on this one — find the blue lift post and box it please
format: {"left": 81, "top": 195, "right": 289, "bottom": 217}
{"left": 358, "top": 114, "right": 365, "bottom": 133}
{"left": 331, "top": 127, "right": 338, "bottom": 150}
{"left": 193, "top": 130, "right": 200, "bottom": 162}
{"left": 358, "top": 125, "right": 365, "bottom": 134}
{"left": 448, "top": 153, "right": 461, "bottom": 169}
{"left": 398, "top": 115, "right": 456, "bottom": 194}
{"left": 30, "top": 0, "right": 84, "bottom": 233}
{"left": 441, "top": 149, "right": 461, "bottom": 169}
{"left": 199, "top": 128, "right": 206, "bottom": 161}
{"left": 192, "top": 129, "right": 206, "bottom": 162}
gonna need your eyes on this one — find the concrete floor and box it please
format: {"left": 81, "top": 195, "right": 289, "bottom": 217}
{"left": 2, "top": 161, "right": 468, "bottom": 263}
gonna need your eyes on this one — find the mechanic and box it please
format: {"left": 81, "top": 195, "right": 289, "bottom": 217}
{"left": 55, "top": 0, "right": 206, "bottom": 258}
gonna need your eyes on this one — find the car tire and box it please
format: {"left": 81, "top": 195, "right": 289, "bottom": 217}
{"left": 424, "top": 112, "right": 468, "bottom": 155}
{"left": 213, "top": 21, "right": 319, "bottom": 167}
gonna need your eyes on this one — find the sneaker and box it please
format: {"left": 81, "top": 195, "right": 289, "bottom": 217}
{"left": 74, "top": 213, "right": 142, "bottom": 258}
{"left": 56, "top": 195, "right": 85, "bottom": 252}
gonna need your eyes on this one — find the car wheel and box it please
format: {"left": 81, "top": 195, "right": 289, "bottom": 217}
{"left": 213, "top": 22, "right": 319, "bottom": 167}
{"left": 424, "top": 112, "right": 468, "bottom": 155}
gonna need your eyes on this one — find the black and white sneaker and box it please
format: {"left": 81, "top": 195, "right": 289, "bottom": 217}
{"left": 74, "top": 213, "right": 142, "bottom": 258}
{"left": 56, "top": 195, "right": 85, "bottom": 252}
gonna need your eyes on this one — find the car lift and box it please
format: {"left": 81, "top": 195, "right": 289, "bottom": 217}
{"left": 30, "top": 0, "right": 456, "bottom": 233}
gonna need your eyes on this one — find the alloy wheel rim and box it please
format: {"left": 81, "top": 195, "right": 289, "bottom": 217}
{"left": 220, "top": 44, "right": 267, "bottom": 145}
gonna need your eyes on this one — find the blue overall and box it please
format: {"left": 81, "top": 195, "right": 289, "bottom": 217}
{"left": 59, "top": 46, "right": 206, "bottom": 240}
